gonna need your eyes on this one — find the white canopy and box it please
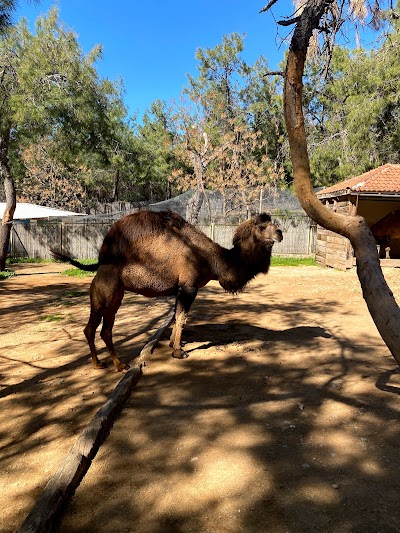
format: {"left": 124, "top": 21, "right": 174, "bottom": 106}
{"left": 0, "top": 202, "right": 84, "bottom": 220}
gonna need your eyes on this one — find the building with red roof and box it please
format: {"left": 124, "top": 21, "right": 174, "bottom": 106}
{"left": 317, "top": 164, "right": 400, "bottom": 199}
{"left": 316, "top": 164, "right": 400, "bottom": 269}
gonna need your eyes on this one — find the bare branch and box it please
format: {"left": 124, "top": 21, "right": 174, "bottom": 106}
{"left": 259, "top": 0, "right": 279, "bottom": 14}
{"left": 277, "top": 16, "right": 301, "bottom": 26}
{"left": 264, "top": 70, "right": 285, "bottom": 77}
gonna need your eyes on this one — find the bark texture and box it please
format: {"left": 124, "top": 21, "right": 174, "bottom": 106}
{"left": 185, "top": 152, "right": 205, "bottom": 224}
{"left": 283, "top": 0, "right": 400, "bottom": 365}
{"left": 0, "top": 127, "right": 15, "bottom": 271}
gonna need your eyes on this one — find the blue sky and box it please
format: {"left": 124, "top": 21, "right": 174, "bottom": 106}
{"left": 15, "top": 1, "right": 375, "bottom": 120}
{"left": 13, "top": 0, "right": 297, "bottom": 119}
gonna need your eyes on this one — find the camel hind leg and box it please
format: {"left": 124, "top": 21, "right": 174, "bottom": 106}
{"left": 84, "top": 308, "right": 105, "bottom": 369}
{"left": 100, "top": 295, "right": 128, "bottom": 372}
{"left": 84, "top": 269, "right": 127, "bottom": 372}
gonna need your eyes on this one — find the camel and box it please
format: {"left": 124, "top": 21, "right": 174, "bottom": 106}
{"left": 371, "top": 210, "right": 400, "bottom": 258}
{"left": 52, "top": 210, "right": 283, "bottom": 371}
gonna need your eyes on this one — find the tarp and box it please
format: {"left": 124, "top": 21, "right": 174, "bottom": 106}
{"left": 0, "top": 202, "right": 84, "bottom": 220}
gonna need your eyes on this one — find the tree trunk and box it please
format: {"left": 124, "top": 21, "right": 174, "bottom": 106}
{"left": 186, "top": 185, "right": 203, "bottom": 224}
{"left": 283, "top": 0, "right": 400, "bottom": 365}
{"left": 0, "top": 127, "right": 15, "bottom": 271}
{"left": 186, "top": 152, "right": 205, "bottom": 224}
{"left": 111, "top": 169, "right": 120, "bottom": 202}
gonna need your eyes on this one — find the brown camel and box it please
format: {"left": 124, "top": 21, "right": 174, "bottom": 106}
{"left": 52, "top": 210, "right": 282, "bottom": 371}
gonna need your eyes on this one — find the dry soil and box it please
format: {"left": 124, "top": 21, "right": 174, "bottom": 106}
{"left": 1, "top": 262, "right": 400, "bottom": 533}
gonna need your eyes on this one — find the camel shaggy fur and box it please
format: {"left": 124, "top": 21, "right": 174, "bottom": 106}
{"left": 52, "top": 210, "right": 282, "bottom": 371}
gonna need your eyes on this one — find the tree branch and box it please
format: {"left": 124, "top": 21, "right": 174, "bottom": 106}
{"left": 264, "top": 70, "right": 285, "bottom": 77}
{"left": 259, "top": 0, "right": 279, "bottom": 14}
{"left": 282, "top": 0, "right": 400, "bottom": 366}
{"left": 277, "top": 16, "right": 301, "bottom": 26}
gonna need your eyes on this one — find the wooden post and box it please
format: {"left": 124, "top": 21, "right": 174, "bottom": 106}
{"left": 60, "top": 221, "right": 64, "bottom": 256}
{"left": 10, "top": 221, "right": 14, "bottom": 258}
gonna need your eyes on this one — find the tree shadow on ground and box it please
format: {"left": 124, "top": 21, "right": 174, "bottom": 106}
{"left": 56, "top": 286, "right": 400, "bottom": 533}
{"left": 0, "top": 268, "right": 175, "bottom": 532}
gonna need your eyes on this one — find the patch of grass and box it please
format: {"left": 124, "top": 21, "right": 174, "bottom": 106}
{"left": 271, "top": 256, "right": 317, "bottom": 267}
{"left": 0, "top": 269, "right": 15, "bottom": 280}
{"left": 59, "top": 290, "right": 87, "bottom": 298}
{"left": 61, "top": 259, "right": 97, "bottom": 278}
{"left": 58, "top": 290, "right": 87, "bottom": 306}
{"left": 40, "top": 314, "right": 64, "bottom": 322}
{"left": 62, "top": 268, "right": 96, "bottom": 278}
{"left": 7, "top": 257, "right": 50, "bottom": 264}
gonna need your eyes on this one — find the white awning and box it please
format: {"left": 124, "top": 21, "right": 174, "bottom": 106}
{"left": 0, "top": 202, "right": 84, "bottom": 220}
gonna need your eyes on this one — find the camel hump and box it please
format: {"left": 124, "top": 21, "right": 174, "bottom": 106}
{"left": 120, "top": 210, "right": 187, "bottom": 235}
{"left": 98, "top": 210, "right": 192, "bottom": 264}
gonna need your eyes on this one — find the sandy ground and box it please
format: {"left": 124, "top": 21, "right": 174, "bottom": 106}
{"left": 1, "top": 262, "right": 400, "bottom": 533}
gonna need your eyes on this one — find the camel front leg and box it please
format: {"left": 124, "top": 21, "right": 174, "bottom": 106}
{"left": 170, "top": 285, "right": 197, "bottom": 359}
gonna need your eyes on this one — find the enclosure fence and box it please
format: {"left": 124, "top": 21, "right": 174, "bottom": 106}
{"left": 10, "top": 214, "right": 316, "bottom": 260}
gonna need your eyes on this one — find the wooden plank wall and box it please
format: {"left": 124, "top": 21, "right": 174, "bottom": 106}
{"left": 316, "top": 199, "right": 355, "bottom": 270}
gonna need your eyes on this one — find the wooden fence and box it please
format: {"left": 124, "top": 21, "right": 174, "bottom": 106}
{"left": 10, "top": 215, "right": 316, "bottom": 260}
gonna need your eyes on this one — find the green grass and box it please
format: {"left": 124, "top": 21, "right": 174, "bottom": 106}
{"left": 59, "top": 290, "right": 87, "bottom": 298}
{"left": 62, "top": 267, "right": 96, "bottom": 278}
{"left": 4, "top": 256, "right": 316, "bottom": 278}
{"left": 4, "top": 257, "right": 97, "bottom": 277}
{"left": 271, "top": 256, "right": 317, "bottom": 267}
{"left": 7, "top": 257, "right": 49, "bottom": 264}
{"left": 63, "top": 257, "right": 317, "bottom": 274}
{"left": 57, "top": 290, "right": 88, "bottom": 305}
{"left": 1, "top": 257, "right": 46, "bottom": 279}
{"left": 0, "top": 269, "right": 15, "bottom": 280}
{"left": 39, "top": 314, "right": 64, "bottom": 322}
{"left": 59, "top": 259, "right": 97, "bottom": 278}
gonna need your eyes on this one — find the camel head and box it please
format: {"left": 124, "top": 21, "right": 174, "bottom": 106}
{"left": 233, "top": 213, "right": 283, "bottom": 249}
{"left": 218, "top": 213, "right": 282, "bottom": 294}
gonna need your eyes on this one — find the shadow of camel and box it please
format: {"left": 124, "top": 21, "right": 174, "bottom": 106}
{"left": 182, "top": 323, "right": 333, "bottom": 353}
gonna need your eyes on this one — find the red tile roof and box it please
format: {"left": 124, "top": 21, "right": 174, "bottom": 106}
{"left": 317, "top": 164, "right": 400, "bottom": 197}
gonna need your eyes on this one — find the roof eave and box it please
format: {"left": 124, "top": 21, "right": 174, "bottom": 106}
{"left": 317, "top": 190, "right": 400, "bottom": 200}
{"left": 317, "top": 189, "right": 353, "bottom": 199}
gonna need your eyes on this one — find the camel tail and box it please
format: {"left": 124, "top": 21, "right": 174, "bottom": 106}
{"left": 50, "top": 249, "right": 99, "bottom": 271}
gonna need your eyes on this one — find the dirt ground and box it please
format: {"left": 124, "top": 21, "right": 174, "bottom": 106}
{"left": 1, "top": 262, "right": 400, "bottom": 533}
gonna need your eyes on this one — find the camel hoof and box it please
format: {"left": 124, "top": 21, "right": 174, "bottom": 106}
{"left": 116, "top": 362, "right": 130, "bottom": 372}
{"left": 93, "top": 361, "right": 108, "bottom": 369}
{"left": 172, "top": 349, "right": 189, "bottom": 360}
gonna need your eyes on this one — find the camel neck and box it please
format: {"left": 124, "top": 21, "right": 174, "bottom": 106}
{"left": 216, "top": 243, "right": 272, "bottom": 293}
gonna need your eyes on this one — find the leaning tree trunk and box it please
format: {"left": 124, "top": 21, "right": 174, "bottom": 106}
{"left": 0, "top": 127, "right": 15, "bottom": 271}
{"left": 283, "top": 0, "right": 400, "bottom": 365}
